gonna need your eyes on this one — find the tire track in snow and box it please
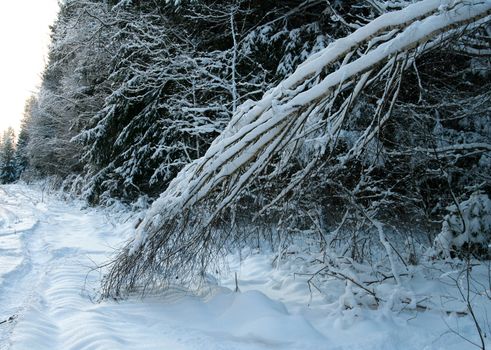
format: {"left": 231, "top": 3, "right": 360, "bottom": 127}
{"left": 2, "top": 188, "right": 137, "bottom": 350}
{"left": 0, "top": 185, "right": 45, "bottom": 349}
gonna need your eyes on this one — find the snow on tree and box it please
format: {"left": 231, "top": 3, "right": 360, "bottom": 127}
{"left": 76, "top": 0, "right": 357, "bottom": 204}
{"left": 76, "top": 3, "right": 249, "bottom": 203}
{"left": 14, "top": 96, "right": 37, "bottom": 180}
{"left": 102, "top": 0, "right": 491, "bottom": 297}
{"left": 434, "top": 193, "right": 491, "bottom": 258}
{"left": 0, "top": 127, "right": 17, "bottom": 184}
{"left": 24, "top": 0, "right": 382, "bottom": 204}
{"left": 25, "top": 0, "right": 114, "bottom": 181}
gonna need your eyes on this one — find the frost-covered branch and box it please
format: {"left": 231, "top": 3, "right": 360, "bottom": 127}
{"left": 102, "top": 0, "right": 491, "bottom": 297}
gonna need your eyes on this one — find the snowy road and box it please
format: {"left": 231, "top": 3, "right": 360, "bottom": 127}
{"left": 0, "top": 185, "right": 125, "bottom": 349}
{"left": 0, "top": 185, "right": 327, "bottom": 350}
{"left": 0, "top": 184, "right": 487, "bottom": 350}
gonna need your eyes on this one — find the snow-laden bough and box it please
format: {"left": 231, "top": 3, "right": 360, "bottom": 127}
{"left": 101, "top": 0, "right": 491, "bottom": 298}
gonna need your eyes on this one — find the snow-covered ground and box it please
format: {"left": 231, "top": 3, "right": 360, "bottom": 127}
{"left": 0, "top": 184, "right": 489, "bottom": 349}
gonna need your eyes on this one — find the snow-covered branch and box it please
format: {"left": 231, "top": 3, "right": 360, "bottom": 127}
{"left": 102, "top": 0, "right": 491, "bottom": 297}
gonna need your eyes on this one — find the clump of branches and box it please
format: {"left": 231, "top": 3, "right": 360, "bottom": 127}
{"left": 101, "top": 0, "right": 491, "bottom": 298}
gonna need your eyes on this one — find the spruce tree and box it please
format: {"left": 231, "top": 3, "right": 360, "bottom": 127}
{"left": 14, "top": 96, "right": 37, "bottom": 180}
{"left": 0, "top": 127, "right": 17, "bottom": 184}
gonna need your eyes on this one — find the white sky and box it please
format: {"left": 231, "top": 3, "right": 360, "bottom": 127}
{"left": 0, "top": 0, "right": 60, "bottom": 136}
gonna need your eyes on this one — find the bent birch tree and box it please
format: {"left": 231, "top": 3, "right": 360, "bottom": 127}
{"left": 102, "top": 0, "right": 491, "bottom": 297}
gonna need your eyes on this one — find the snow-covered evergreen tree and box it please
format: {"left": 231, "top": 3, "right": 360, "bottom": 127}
{"left": 26, "top": 0, "right": 114, "bottom": 180}
{"left": 0, "top": 127, "right": 17, "bottom": 184}
{"left": 14, "top": 96, "right": 36, "bottom": 180}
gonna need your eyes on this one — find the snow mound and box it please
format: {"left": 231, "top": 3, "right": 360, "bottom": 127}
{"left": 0, "top": 207, "right": 17, "bottom": 229}
{"left": 434, "top": 193, "right": 491, "bottom": 258}
{"left": 212, "top": 290, "right": 325, "bottom": 344}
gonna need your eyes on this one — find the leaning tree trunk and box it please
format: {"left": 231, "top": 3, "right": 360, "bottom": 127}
{"left": 102, "top": 0, "right": 491, "bottom": 298}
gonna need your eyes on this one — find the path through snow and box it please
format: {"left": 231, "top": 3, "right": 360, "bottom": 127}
{"left": 0, "top": 184, "right": 488, "bottom": 349}
{"left": 0, "top": 185, "right": 324, "bottom": 350}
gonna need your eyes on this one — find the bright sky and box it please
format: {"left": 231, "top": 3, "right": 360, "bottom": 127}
{"left": 0, "top": 0, "right": 60, "bottom": 136}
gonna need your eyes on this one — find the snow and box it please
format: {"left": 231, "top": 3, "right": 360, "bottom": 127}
{"left": 1, "top": 184, "right": 490, "bottom": 349}
{"left": 434, "top": 193, "right": 491, "bottom": 257}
